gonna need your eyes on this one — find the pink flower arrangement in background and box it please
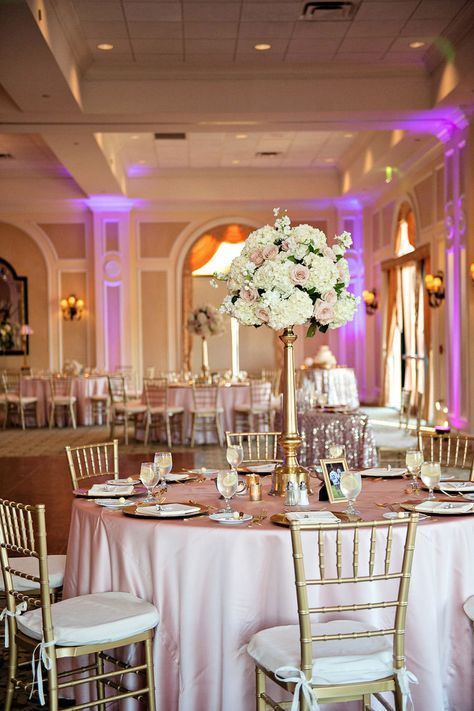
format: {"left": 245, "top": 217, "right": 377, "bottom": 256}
{"left": 187, "top": 304, "right": 225, "bottom": 338}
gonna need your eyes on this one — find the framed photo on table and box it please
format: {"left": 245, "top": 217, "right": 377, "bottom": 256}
{"left": 320, "top": 458, "right": 349, "bottom": 503}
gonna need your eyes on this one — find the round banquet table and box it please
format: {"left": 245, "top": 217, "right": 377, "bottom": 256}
{"left": 63, "top": 477, "right": 474, "bottom": 711}
{"left": 300, "top": 366, "right": 360, "bottom": 410}
{"left": 21, "top": 375, "right": 108, "bottom": 427}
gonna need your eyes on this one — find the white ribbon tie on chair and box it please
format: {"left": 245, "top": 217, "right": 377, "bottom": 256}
{"left": 275, "top": 666, "right": 319, "bottom": 711}
{"left": 396, "top": 667, "right": 418, "bottom": 711}
{"left": 31, "top": 638, "right": 56, "bottom": 706}
{"left": 0, "top": 601, "right": 27, "bottom": 647}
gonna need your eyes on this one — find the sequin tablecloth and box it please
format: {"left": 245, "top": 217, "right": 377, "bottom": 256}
{"left": 298, "top": 409, "right": 377, "bottom": 468}
{"left": 300, "top": 367, "right": 359, "bottom": 409}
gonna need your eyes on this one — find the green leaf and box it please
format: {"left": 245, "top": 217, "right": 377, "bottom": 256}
{"left": 306, "top": 321, "right": 317, "bottom": 338}
{"left": 231, "top": 295, "right": 238, "bottom": 304}
{"left": 286, "top": 255, "right": 297, "bottom": 263}
{"left": 319, "top": 324, "right": 329, "bottom": 333}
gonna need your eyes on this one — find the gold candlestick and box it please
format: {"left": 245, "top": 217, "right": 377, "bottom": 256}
{"left": 201, "top": 336, "right": 210, "bottom": 381}
{"left": 270, "top": 327, "right": 311, "bottom": 496}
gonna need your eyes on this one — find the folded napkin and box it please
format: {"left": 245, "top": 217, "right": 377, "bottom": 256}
{"left": 361, "top": 468, "right": 406, "bottom": 477}
{"left": 88, "top": 484, "right": 134, "bottom": 497}
{"left": 415, "top": 501, "right": 474, "bottom": 514}
{"left": 286, "top": 510, "right": 340, "bottom": 523}
{"left": 135, "top": 503, "right": 201, "bottom": 517}
{"left": 166, "top": 473, "right": 189, "bottom": 482}
{"left": 439, "top": 482, "right": 474, "bottom": 492}
{"left": 247, "top": 463, "right": 276, "bottom": 473}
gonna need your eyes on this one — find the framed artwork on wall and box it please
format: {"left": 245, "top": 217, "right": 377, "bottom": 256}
{"left": 0, "top": 258, "right": 28, "bottom": 355}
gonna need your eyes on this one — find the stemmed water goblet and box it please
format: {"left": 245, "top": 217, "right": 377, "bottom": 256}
{"left": 328, "top": 444, "right": 345, "bottom": 459}
{"left": 226, "top": 444, "right": 244, "bottom": 472}
{"left": 420, "top": 461, "right": 441, "bottom": 501}
{"left": 154, "top": 451, "right": 173, "bottom": 508}
{"left": 405, "top": 449, "right": 423, "bottom": 493}
{"left": 140, "top": 462, "right": 159, "bottom": 504}
{"left": 216, "top": 469, "right": 239, "bottom": 514}
{"left": 339, "top": 470, "right": 362, "bottom": 516}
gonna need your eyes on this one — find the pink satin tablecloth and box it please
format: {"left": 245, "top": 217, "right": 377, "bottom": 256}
{"left": 21, "top": 376, "right": 108, "bottom": 426}
{"left": 63, "top": 477, "right": 474, "bottom": 711}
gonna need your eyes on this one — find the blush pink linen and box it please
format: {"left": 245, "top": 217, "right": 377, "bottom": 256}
{"left": 63, "top": 478, "right": 474, "bottom": 711}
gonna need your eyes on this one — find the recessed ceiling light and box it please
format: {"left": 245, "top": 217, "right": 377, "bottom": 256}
{"left": 324, "top": 158, "right": 334, "bottom": 163}
{"left": 254, "top": 43, "right": 271, "bottom": 51}
{"left": 409, "top": 41, "right": 425, "bottom": 49}
{"left": 131, "top": 135, "right": 139, "bottom": 140}
{"left": 138, "top": 159, "right": 147, "bottom": 164}
{"left": 232, "top": 159, "right": 240, "bottom": 165}
{"left": 235, "top": 134, "right": 248, "bottom": 139}
{"left": 97, "top": 43, "right": 114, "bottom": 51}
{"left": 343, "top": 133, "right": 353, "bottom": 138}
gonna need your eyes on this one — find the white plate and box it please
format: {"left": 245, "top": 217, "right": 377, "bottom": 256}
{"left": 166, "top": 473, "right": 190, "bottom": 482}
{"left": 209, "top": 512, "right": 253, "bottom": 525}
{"left": 360, "top": 468, "right": 406, "bottom": 478}
{"left": 106, "top": 478, "right": 138, "bottom": 486}
{"left": 188, "top": 468, "right": 219, "bottom": 477}
{"left": 95, "top": 498, "right": 131, "bottom": 508}
{"left": 437, "top": 482, "right": 474, "bottom": 493}
{"left": 247, "top": 463, "right": 276, "bottom": 474}
{"left": 383, "top": 511, "right": 428, "bottom": 521}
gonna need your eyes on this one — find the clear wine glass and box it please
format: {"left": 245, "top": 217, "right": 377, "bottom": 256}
{"left": 216, "top": 469, "right": 239, "bottom": 514}
{"left": 226, "top": 445, "right": 244, "bottom": 471}
{"left": 328, "top": 444, "right": 345, "bottom": 459}
{"left": 340, "top": 470, "right": 362, "bottom": 516}
{"left": 420, "top": 461, "right": 441, "bottom": 501}
{"left": 405, "top": 449, "right": 423, "bottom": 492}
{"left": 140, "top": 462, "right": 159, "bottom": 503}
{"left": 154, "top": 451, "right": 173, "bottom": 489}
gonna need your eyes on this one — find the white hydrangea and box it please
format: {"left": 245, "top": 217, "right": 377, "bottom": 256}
{"left": 336, "top": 230, "right": 353, "bottom": 248}
{"left": 232, "top": 299, "right": 260, "bottom": 326}
{"left": 306, "top": 256, "right": 339, "bottom": 293}
{"left": 329, "top": 292, "right": 359, "bottom": 328}
{"left": 253, "top": 261, "right": 294, "bottom": 297}
{"left": 268, "top": 290, "right": 314, "bottom": 330}
{"left": 336, "top": 258, "right": 350, "bottom": 286}
{"left": 228, "top": 255, "right": 255, "bottom": 285}
{"left": 293, "top": 225, "right": 327, "bottom": 251}
{"left": 333, "top": 243, "right": 345, "bottom": 257}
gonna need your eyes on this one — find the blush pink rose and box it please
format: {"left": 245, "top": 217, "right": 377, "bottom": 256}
{"left": 262, "top": 244, "right": 279, "bottom": 261}
{"left": 240, "top": 286, "right": 258, "bottom": 303}
{"left": 313, "top": 299, "right": 334, "bottom": 325}
{"left": 322, "top": 289, "right": 337, "bottom": 305}
{"left": 256, "top": 307, "right": 270, "bottom": 322}
{"left": 289, "top": 264, "right": 309, "bottom": 286}
{"left": 250, "top": 249, "right": 264, "bottom": 266}
{"left": 281, "top": 239, "right": 291, "bottom": 251}
{"left": 322, "top": 246, "right": 335, "bottom": 260}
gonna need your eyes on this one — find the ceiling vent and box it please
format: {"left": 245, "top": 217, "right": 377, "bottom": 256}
{"left": 255, "top": 151, "right": 282, "bottom": 157}
{"left": 0, "top": 153, "right": 13, "bottom": 159}
{"left": 300, "top": 1, "right": 359, "bottom": 21}
{"left": 154, "top": 132, "right": 186, "bottom": 140}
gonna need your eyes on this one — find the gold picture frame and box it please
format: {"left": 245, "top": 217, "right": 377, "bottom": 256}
{"left": 320, "top": 457, "right": 349, "bottom": 503}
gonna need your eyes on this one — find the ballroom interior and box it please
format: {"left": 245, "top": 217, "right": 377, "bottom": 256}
{"left": 1, "top": 1, "right": 474, "bottom": 710}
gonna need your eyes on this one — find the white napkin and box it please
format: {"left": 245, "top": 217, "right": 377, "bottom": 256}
{"left": 166, "top": 473, "right": 189, "bottom": 482}
{"left": 286, "top": 510, "right": 340, "bottom": 523}
{"left": 439, "top": 482, "right": 474, "bottom": 492}
{"left": 415, "top": 501, "right": 474, "bottom": 514}
{"left": 135, "top": 503, "right": 201, "bottom": 517}
{"left": 360, "top": 468, "right": 406, "bottom": 477}
{"left": 88, "top": 484, "right": 134, "bottom": 497}
{"left": 247, "top": 463, "right": 276, "bottom": 473}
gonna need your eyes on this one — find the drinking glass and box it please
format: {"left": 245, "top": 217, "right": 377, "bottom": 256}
{"left": 140, "top": 462, "right": 159, "bottom": 503}
{"left": 226, "top": 445, "right": 244, "bottom": 471}
{"left": 420, "top": 461, "right": 441, "bottom": 500}
{"left": 154, "top": 451, "right": 173, "bottom": 488}
{"left": 405, "top": 449, "right": 423, "bottom": 492}
{"left": 216, "top": 470, "right": 239, "bottom": 514}
{"left": 328, "top": 444, "right": 345, "bottom": 459}
{"left": 340, "top": 470, "right": 362, "bottom": 516}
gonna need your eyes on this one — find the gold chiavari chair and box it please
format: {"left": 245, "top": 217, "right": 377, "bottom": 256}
{"left": 190, "top": 384, "right": 224, "bottom": 447}
{"left": 233, "top": 379, "right": 274, "bottom": 431}
{"left": 2, "top": 372, "right": 38, "bottom": 430}
{"left": 47, "top": 376, "right": 77, "bottom": 429}
{"left": 65, "top": 439, "right": 119, "bottom": 491}
{"left": 417, "top": 429, "right": 474, "bottom": 479}
{"left": 0, "top": 499, "right": 158, "bottom": 711}
{"left": 248, "top": 515, "right": 419, "bottom": 711}
{"left": 143, "top": 377, "right": 184, "bottom": 447}
{"left": 107, "top": 374, "right": 146, "bottom": 444}
{"left": 225, "top": 431, "right": 282, "bottom": 465}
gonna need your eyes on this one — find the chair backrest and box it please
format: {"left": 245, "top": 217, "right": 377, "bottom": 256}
{"left": 0, "top": 499, "right": 54, "bottom": 648}
{"left": 225, "top": 431, "right": 282, "bottom": 464}
{"left": 143, "top": 378, "right": 168, "bottom": 409}
{"left": 2, "top": 372, "right": 21, "bottom": 397}
{"left": 107, "top": 375, "right": 127, "bottom": 405}
{"left": 250, "top": 380, "right": 272, "bottom": 409}
{"left": 115, "top": 365, "right": 139, "bottom": 396}
{"left": 49, "top": 375, "right": 74, "bottom": 399}
{"left": 192, "top": 384, "right": 218, "bottom": 410}
{"left": 262, "top": 369, "right": 281, "bottom": 396}
{"left": 417, "top": 429, "right": 474, "bottom": 475}
{"left": 289, "top": 515, "right": 419, "bottom": 679}
{"left": 65, "top": 439, "right": 119, "bottom": 489}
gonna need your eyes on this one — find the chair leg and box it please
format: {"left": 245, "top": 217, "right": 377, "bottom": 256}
{"left": 20, "top": 405, "right": 26, "bottom": 430}
{"left": 124, "top": 414, "right": 129, "bottom": 445}
{"left": 46, "top": 657, "right": 59, "bottom": 711}
{"left": 49, "top": 402, "right": 54, "bottom": 429}
{"left": 191, "top": 413, "right": 196, "bottom": 448}
{"left": 70, "top": 402, "right": 77, "bottom": 429}
{"left": 96, "top": 652, "right": 105, "bottom": 703}
{"left": 144, "top": 412, "right": 150, "bottom": 446}
{"left": 216, "top": 413, "right": 224, "bottom": 447}
{"left": 4, "top": 635, "right": 18, "bottom": 711}
{"left": 144, "top": 635, "right": 156, "bottom": 711}
{"left": 363, "top": 693, "right": 372, "bottom": 710}
{"left": 165, "top": 416, "right": 172, "bottom": 449}
{"left": 394, "top": 682, "right": 404, "bottom": 711}
{"left": 255, "top": 666, "right": 266, "bottom": 711}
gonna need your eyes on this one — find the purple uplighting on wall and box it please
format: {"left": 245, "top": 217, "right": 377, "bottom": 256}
{"left": 85, "top": 195, "right": 136, "bottom": 211}
{"left": 106, "top": 284, "right": 121, "bottom": 372}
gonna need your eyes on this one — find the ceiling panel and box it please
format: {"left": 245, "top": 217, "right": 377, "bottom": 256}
{"left": 123, "top": 2, "right": 182, "bottom": 22}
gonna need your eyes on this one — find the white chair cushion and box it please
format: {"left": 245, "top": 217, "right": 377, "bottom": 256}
{"left": 7, "top": 395, "right": 38, "bottom": 405}
{"left": 191, "top": 408, "right": 223, "bottom": 415}
{"left": 234, "top": 404, "right": 270, "bottom": 414}
{"left": 149, "top": 406, "right": 184, "bottom": 415}
{"left": 247, "top": 620, "right": 393, "bottom": 686}
{"left": 464, "top": 595, "right": 474, "bottom": 622}
{"left": 114, "top": 403, "right": 146, "bottom": 414}
{"left": 17, "top": 591, "right": 159, "bottom": 646}
{"left": 90, "top": 394, "right": 108, "bottom": 402}
{"left": 0, "top": 555, "right": 66, "bottom": 592}
{"left": 49, "top": 396, "right": 77, "bottom": 405}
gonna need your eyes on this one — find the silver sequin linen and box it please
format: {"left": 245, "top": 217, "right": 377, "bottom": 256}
{"left": 298, "top": 410, "right": 377, "bottom": 468}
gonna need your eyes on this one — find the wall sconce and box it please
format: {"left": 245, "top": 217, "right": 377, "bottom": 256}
{"left": 362, "top": 289, "right": 378, "bottom": 315}
{"left": 424, "top": 272, "right": 445, "bottom": 308}
{"left": 19, "top": 324, "right": 33, "bottom": 371}
{"left": 470, "top": 263, "right": 474, "bottom": 283}
{"left": 60, "top": 294, "right": 84, "bottom": 321}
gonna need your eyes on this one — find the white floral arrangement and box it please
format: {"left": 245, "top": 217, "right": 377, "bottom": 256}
{"left": 219, "top": 209, "right": 359, "bottom": 336}
{"left": 187, "top": 304, "right": 225, "bottom": 338}
{"left": 0, "top": 321, "right": 16, "bottom": 351}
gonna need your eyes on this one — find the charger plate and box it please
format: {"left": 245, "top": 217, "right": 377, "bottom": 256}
{"left": 400, "top": 500, "right": 474, "bottom": 516}
{"left": 270, "top": 511, "right": 354, "bottom": 527}
{"left": 122, "top": 502, "right": 209, "bottom": 519}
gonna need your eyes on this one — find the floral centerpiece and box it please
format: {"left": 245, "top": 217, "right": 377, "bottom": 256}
{"left": 220, "top": 209, "right": 358, "bottom": 335}
{"left": 187, "top": 304, "right": 225, "bottom": 380}
{"left": 218, "top": 209, "right": 359, "bottom": 495}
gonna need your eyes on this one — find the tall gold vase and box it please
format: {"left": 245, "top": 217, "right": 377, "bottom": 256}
{"left": 270, "top": 327, "right": 311, "bottom": 496}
